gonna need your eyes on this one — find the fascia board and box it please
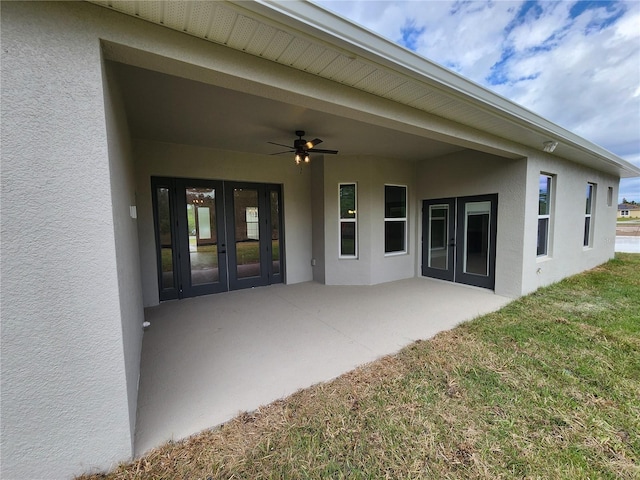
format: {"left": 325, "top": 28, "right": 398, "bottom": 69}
{"left": 237, "top": 0, "right": 640, "bottom": 177}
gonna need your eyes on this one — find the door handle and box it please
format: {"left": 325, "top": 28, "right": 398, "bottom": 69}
{"left": 448, "top": 238, "right": 456, "bottom": 247}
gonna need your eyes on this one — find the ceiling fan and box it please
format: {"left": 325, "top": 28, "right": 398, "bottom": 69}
{"left": 268, "top": 130, "right": 338, "bottom": 164}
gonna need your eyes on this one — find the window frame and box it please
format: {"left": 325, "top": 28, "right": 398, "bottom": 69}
{"left": 339, "top": 183, "right": 358, "bottom": 259}
{"left": 584, "top": 182, "right": 596, "bottom": 248}
{"left": 384, "top": 184, "right": 408, "bottom": 255}
{"left": 537, "top": 173, "right": 553, "bottom": 258}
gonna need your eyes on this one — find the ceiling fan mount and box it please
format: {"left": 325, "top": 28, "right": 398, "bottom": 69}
{"left": 268, "top": 130, "right": 338, "bottom": 164}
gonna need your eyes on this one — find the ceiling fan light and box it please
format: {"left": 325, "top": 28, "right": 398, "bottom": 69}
{"left": 305, "top": 141, "right": 314, "bottom": 149}
{"left": 295, "top": 153, "right": 302, "bottom": 165}
{"left": 304, "top": 154, "right": 310, "bottom": 163}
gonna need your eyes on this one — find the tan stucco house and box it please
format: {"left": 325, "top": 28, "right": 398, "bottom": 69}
{"left": 2, "top": 1, "right": 640, "bottom": 478}
{"left": 617, "top": 203, "right": 640, "bottom": 218}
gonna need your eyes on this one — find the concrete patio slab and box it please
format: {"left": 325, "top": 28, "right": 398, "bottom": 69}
{"left": 616, "top": 236, "right": 640, "bottom": 253}
{"left": 134, "top": 278, "right": 511, "bottom": 456}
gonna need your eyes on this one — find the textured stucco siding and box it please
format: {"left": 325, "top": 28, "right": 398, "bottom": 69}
{"left": 311, "top": 158, "right": 327, "bottom": 284}
{"left": 0, "top": 0, "right": 625, "bottom": 477}
{"left": 416, "top": 150, "right": 618, "bottom": 298}
{"left": 1, "top": 2, "right": 134, "bottom": 478}
{"left": 522, "top": 155, "right": 618, "bottom": 294}
{"left": 320, "top": 155, "right": 417, "bottom": 285}
{"left": 102, "top": 60, "right": 146, "bottom": 445}
{"left": 417, "top": 151, "right": 528, "bottom": 298}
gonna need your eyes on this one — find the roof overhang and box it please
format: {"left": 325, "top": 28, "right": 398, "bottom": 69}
{"left": 91, "top": 0, "right": 640, "bottom": 178}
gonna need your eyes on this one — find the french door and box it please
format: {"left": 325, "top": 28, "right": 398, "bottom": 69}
{"left": 152, "top": 177, "right": 283, "bottom": 300}
{"left": 422, "top": 194, "right": 497, "bottom": 289}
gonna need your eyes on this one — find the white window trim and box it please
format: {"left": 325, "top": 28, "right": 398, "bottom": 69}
{"left": 537, "top": 215, "right": 550, "bottom": 258}
{"left": 537, "top": 173, "right": 553, "bottom": 259}
{"left": 584, "top": 182, "right": 595, "bottom": 249}
{"left": 384, "top": 184, "right": 408, "bottom": 256}
{"left": 339, "top": 183, "right": 357, "bottom": 259}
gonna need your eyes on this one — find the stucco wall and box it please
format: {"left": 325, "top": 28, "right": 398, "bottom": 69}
{"left": 0, "top": 1, "right": 626, "bottom": 477}
{"left": 103, "top": 60, "right": 146, "bottom": 446}
{"left": 311, "top": 158, "right": 327, "bottom": 283}
{"left": 522, "top": 154, "right": 618, "bottom": 294}
{"left": 133, "top": 140, "right": 313, "bottom": 307}
{"left": 320, "top": 155, "right": 417, "bottom": 285}
{"left": 417, "top": 151, "right": 528, "bottom": 298}
{"left": 1, "top": 2, "right": 134, "bottom": 478}
{"left": 370, "top": 158, "right": 418, "bottom": 284}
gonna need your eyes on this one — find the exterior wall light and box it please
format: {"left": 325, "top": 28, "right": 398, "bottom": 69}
{"left": 543, "top": 141, "right": 558, "bottom": 153}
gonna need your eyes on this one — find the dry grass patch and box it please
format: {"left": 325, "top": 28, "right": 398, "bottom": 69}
{"left": 79, "top": 254, "right": 640, "bottom": 479}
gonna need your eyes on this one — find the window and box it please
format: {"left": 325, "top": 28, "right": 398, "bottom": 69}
{"left": 537, "top": 174, "right": 553, "bottom": 256}
{"left": 385, "top": 185, "right": 407, "bottom": 254}
{"left": 621, "top": 210, "right": 629, "bottom": 217}
{"left": 339, "top": 183, "right": 357, "bottom": 257}
{"left": 607, "top": 187, "right": 613, "bottom": 207}
{"left": 584, "top": 183, "right": 595, "bottom": 247}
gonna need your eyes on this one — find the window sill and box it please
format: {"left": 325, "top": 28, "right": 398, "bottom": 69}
{"left": 385, "top": 251, "right": 408, "bottom": 257}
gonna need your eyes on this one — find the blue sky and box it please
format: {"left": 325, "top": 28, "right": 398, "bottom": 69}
{"left": 316, "top": 0, "right": 640, "bottom": 202}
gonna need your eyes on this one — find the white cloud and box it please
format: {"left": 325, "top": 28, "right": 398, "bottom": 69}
{"left": 317, "top": 0, "right": 640, "bottom": 200}
{"left": 492, "top": 2, "right": 639, "bottom": 156}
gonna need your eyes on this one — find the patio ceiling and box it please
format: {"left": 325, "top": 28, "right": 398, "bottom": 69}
{"left": 111, "top": 61, "right": 465, "bottom": 161}
{"left": 95, "top": 0, "right": 640, "bottom": 176}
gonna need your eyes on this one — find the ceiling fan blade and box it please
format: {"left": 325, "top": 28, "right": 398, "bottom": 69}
{"left": 269, "top": 150, "right": 294, "bottom": 155}
{"left": 308, "top": 148, "right": 339, "bottom": 154}
{"left": 306, "top": 138, "right": 323, "bottom": 148}
{"left": 267, "top": 141, "right": 294, "bottom": 149}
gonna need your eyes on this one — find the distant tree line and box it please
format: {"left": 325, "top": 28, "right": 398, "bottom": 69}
{"left": 621, "top": 198, "right": 638, "bottom": 205}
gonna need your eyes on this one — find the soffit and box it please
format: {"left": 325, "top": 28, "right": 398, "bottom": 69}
{"left": 109, "top": 60, "right": 464, "bottom": 161}
{"left": 90, "top": 0, "right": 639, "bottom": 177}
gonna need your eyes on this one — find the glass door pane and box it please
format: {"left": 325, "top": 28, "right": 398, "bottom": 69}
{"left": 428, "top": 205, "right": 449, "bottom": 270}
{"left": 270, "top": 190, "right": 281, "bottom": 276}
{"left": 154, "top": 178, "right": 283, "bottom": 298}
{"left": 233, "top": 188, "right": 261, "bottom": 279}
{"left": 185, "top": 187, "right": 219, "bottom": 286}
{"left": 425, "top": 194, "right": 497, "bottom": 290}
{"left": 463, "top": 201, "right": 491, "bottom": 276}
{"left": 157, "top": 187, "right": 175, "bottom": 291}
{"left": 422, "top": 198, "right": 455, "bottom": 282}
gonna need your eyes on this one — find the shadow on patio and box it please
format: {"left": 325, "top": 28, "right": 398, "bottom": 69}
{"left": 134, "top": 278, "right": 511, "bottom": 456}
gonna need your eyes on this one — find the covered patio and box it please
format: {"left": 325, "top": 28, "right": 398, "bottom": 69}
{"left": 134, "top": 278, "right": 511, "bottom": 455}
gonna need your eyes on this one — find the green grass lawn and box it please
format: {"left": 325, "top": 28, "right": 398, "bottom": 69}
{"left": 79, "top": 254, "right": 639, "bottom": 479}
